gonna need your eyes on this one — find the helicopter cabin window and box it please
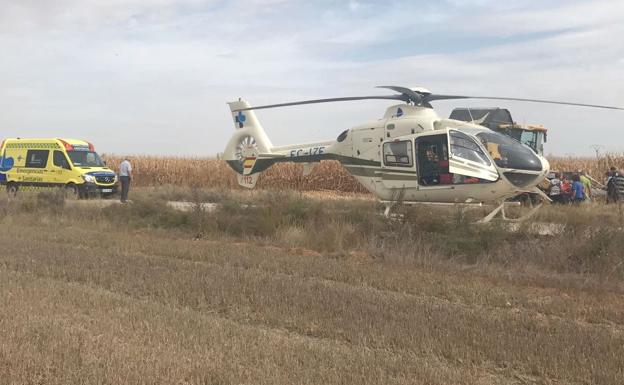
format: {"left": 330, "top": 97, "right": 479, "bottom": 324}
{"left": 383, "top": 140, "right": 413, "bottom": 167}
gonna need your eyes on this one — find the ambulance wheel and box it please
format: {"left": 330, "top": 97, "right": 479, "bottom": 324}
{"left": 65, "top": 183, "right": 80, "bottom": 199}
{"left": 6, "top": 183, "right": 18, "bottom": 197}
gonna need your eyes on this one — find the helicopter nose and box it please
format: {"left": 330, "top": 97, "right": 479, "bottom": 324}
{"left": 476, "top": 130, "right": 550, "bottom": 189}
{"left": 502, "top": 154, "right": 550, "bottom": 189}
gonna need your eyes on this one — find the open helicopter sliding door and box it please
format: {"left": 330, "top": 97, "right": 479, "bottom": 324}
{"left": 447, "top": 130, "right": 499, "bottom": 182}
{"left": 415, "top": 133, "right": 454, "bottom": 188}
{"left": 380, "top": 138, "right": 418, "bottom": 189}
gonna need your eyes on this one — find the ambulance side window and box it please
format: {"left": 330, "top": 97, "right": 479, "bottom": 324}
{"left": 53, "top": 150, "right": 71, "bottom": 170}
{"left": 25, "top": 150, "right": 49, "bottom": 168}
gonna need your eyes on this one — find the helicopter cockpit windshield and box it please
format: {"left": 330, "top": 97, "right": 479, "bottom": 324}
{"left": 446, "top": 130, "right": 499, "bottom": 182}
{"left": 449, "top": 131, "right": 491, "bottom": 167}
{"left": 476, "top": 131, "right": 542, "bottom": 171}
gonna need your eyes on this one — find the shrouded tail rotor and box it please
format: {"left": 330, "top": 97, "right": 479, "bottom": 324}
{"left": 224, "top": 100, "right": 274, "bottom": 188}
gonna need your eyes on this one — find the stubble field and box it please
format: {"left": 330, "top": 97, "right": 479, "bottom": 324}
{"left": 0, "top": 188, "right": 623, "bottom": 384}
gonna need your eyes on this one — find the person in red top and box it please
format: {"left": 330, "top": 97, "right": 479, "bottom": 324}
{"left": 560, "top": 177, "right": 572, "bottom": 204}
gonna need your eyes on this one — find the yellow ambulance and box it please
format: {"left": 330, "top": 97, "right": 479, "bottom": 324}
{"left": 0, "top": 138, "right": 117, "bottom": 197}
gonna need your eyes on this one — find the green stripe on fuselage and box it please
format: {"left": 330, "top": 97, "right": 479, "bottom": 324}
{"left": 344, "top": 165, "right": 417, "bottom": 178}
{"left": 344, "top": 166, "right": 378, "bottom": 177}
{"left": 381, "top": 173, "right": 418, "bottom": 181}
{"left": 226, "top": 153, "right": 381, "bottom": 175}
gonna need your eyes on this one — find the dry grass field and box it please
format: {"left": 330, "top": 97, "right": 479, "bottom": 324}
{"left": 1, "top": 189, "right": 623, "bottom": 384}
{"left": 101, "top": 154, "right": 624, "bottom": 193}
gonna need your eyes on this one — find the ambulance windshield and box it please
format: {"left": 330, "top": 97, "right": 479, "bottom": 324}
{"left": 68, "top": 151, "right": 105, "bottom": 167}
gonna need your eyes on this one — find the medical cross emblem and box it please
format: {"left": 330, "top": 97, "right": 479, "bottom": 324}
{"left": 235, "top": 111, "right": 246, "bottom": 128}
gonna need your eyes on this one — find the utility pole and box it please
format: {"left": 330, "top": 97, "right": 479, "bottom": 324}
{"left": 590, "top": 144, "right": 603, "bottom": 159}
{"left": 590, "top": 144, "right": 606, "bottom": 176}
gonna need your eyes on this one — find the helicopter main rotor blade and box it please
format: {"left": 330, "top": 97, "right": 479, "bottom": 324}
{"left": 231, "top": 86, "right": 624, "bottom": 112}
{"left": 427, "top": 94, "right": 624, "bottom": 110}
{"left": 232, "top": 95, "right": 408, "bottom": 112}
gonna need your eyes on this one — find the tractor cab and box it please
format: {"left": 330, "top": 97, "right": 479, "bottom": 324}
{"left": 449, "top": 108, "right": 547, "bottom": 155}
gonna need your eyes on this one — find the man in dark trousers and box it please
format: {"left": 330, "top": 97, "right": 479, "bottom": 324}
{"left": 119, "top": 157, "right": 133, "bottom": 203}
{"left": 607, "top": 167, "right": 624, "bottom": 204}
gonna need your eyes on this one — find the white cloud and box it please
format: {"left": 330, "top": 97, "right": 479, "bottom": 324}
{"left": 348, "top": 0, "right": 360, "bottom": 12}
{"left": 0, "top": 0, "right": 207, "bottom": 31}
{"left": 456, "top": 0, "right": 624, "bottom": 36}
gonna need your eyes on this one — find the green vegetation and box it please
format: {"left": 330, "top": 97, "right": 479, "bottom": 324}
{"left": 0, "top": 188, "right": 623, "bottom": 384}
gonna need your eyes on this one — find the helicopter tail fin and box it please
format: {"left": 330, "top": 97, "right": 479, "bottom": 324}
{"left": 224, "top": 99, "right": 274, "bottom": 188}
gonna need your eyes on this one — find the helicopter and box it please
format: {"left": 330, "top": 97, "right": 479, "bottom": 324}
{"left": 224, "top": 86, "right": 623, "bottom": 219}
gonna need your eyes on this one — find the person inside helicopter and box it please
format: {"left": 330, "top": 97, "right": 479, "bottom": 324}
{"left": 417, "top": 133, "right": 493, "bottom": 186}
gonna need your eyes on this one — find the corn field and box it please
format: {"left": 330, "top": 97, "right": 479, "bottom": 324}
{"left": 548, "top": 154, "right": 624, "bottom": 182}
{"left": 103, "top": 156, "right": 369, "bottom": 193}
{"left": 103, "top": 154, "right": 624, "bottom": 193}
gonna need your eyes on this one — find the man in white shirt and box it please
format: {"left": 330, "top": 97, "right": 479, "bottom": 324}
{"left": 119, "top": 157, "right": 132, "bottom": 203}
{"left": 549, "top": 172, "right": 562, "bottom": 204}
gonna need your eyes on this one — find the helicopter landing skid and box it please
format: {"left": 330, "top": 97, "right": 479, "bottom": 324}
{"left": 381, "top": 200, "right": 542, "bottom": 224}
{"left": 381, "top": 201, "right": 486, "bottom": 219}
{"left": 477, "top": 201, "right": 543, "bottom": 224}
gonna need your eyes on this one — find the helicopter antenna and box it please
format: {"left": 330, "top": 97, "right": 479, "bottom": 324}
{"left": 467, "top": 107, "right": 475, "bottom": 123}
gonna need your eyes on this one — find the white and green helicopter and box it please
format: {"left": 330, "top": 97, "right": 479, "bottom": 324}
{"left": 224, "top": 86, "right": 622, "bottom": 219}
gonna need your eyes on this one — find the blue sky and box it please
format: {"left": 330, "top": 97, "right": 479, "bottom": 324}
{"left": 0, "top": 0, "right": 623, "bottom": 156}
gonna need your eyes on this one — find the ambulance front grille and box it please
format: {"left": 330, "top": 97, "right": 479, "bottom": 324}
{"left": 95, "top": 176, "right": 115, "bottom": 184}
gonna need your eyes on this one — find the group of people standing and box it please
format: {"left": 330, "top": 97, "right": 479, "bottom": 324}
{"left": 547, "top": 167, "right": 624, "bottom": 204}
{"left": 547, "top": 170, "right": 592, "bottom": 204}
